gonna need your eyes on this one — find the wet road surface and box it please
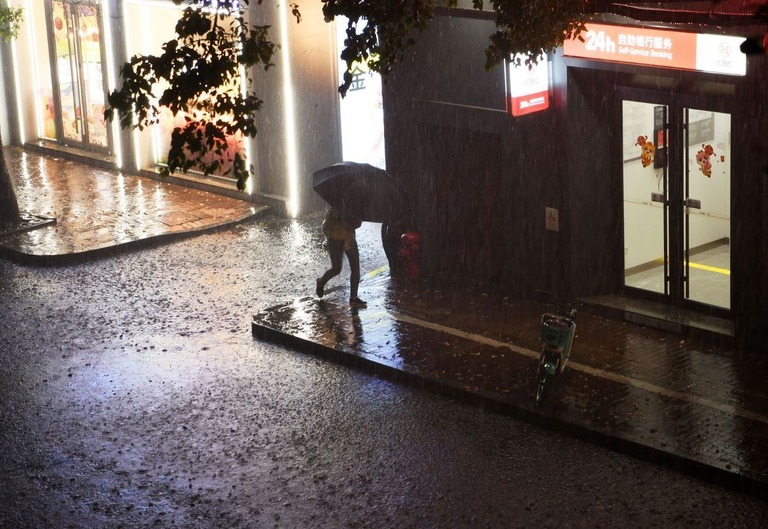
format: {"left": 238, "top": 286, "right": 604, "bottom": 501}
{"left": 2, "top": 215, "right": 768, "bottom": 528}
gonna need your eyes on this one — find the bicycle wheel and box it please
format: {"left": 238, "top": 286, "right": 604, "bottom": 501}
{"left": 534, "top": 356, "right": 551, "bottom": 403}
{"left": 534, "top": 353, "right": 559, "bottom": 404}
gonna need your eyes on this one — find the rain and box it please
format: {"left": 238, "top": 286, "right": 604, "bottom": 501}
{"left": 2, "top": 1, "right": 768, "bottom": 527}
{"left": 1, "top": 151, "right": 767, "bottom": 527}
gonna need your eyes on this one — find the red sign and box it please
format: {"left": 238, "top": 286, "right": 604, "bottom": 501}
{"left": 564, "top": 23, "right": 746, "bottom": 76}
{"left": 510, "top": 91, "right": 549, "bottom": 117}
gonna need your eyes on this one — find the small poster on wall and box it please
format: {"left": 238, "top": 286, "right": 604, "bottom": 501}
{"left": 623, "top": 100, "right": 653, "bottom": 162}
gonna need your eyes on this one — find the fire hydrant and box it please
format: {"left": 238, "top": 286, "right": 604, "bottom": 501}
{"left": 397, "top": 230, "right": 421, "bottom": 279}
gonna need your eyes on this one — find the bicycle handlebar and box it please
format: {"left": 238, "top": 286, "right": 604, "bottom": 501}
{"left": 536, "top": 289, "right": 577, "bottom": 320}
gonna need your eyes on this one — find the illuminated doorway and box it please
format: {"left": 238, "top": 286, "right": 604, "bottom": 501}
{"left": 622, "top": 98, "right": 731, "bottom": 310}
{"left": 44, "top": 0, "right": 111, "bottom": 152}
{"left": 335, "top": 17, "right": 385, "bottom": 169}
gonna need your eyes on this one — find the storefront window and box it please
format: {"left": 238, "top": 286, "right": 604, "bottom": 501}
{"left": 154, "top": 103, "right": 245, "bottom": 179}
{"left": 125, "top": 0, "right": 245, "bottom": 180}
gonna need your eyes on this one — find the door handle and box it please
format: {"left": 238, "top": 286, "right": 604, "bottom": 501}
{"left": 651, "top": 192, "right": 665, "bottom": 204}
{"left": 685, "top": 198, "right": 702, "bottom": 209}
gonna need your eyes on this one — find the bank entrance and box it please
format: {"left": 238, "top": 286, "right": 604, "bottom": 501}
{"left": 621, "top": 92, "right": 731, "bottom": 314}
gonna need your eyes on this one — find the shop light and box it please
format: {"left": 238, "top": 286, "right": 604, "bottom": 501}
{"left": 10, "top": 39, "right": 24, "bottom": 140}
{"left": 123, "top": 0, "right": 146, "bottom": 171}
{"left": 279, "top": 0, "right": 300, "bottom": 218}
{"left": 104, "top": 1, "right": 122, "bottom": 168}
{"left": 240, "top": 64, "right": 254, "bottom": 195}
{"left": 9, "top": 0, "right": 40, "bottom": 142}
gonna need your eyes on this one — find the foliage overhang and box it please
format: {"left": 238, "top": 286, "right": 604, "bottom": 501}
{"left": 104, "top": 0, "right": 765, "bottom": 192}
{"left": 322, "top": 0, "right": 594, "bottom": 96}
{"left": 105, "top": 0, "right": 299, "bottom": 190}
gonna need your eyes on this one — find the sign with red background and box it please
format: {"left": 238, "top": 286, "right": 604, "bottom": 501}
{"left": 564, "top": 24, "right": 746, "bottom": 76}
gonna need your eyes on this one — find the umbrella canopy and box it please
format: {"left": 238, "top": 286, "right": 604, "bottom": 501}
{"left": 312, "top": 162, "right": 411, "bottom": 224}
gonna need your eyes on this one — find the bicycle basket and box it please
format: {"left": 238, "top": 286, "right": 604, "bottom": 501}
{"left": 540, "top": 314, "right": 571, "bottom": 347}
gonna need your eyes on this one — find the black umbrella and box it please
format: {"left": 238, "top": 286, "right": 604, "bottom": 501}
{"left": 312, "top": 161, "right": 410, "bottom": 224}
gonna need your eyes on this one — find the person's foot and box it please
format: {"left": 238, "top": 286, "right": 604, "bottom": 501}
{"left": 349, "top": 297, "right": 367, "bottom": 307}
{"left": 315, "top": 279, "right": 324, "bottom": 298}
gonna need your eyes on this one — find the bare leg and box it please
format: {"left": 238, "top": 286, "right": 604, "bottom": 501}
{"left": 345, "top": 240, "right": 361, "bottom": 299}
{"left": 317, "top": 239, "right": 344, "bottom": 296}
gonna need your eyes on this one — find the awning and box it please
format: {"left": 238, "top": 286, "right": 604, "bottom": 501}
{"left": 602, "top": 1, "right": 768, "bottom": 25}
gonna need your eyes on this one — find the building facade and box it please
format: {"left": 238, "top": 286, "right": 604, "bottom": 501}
{"left": 383, "top": 6, "right": 768, "bottom": 351}
{"left": 3, "top": 1, "right": 767, "bottom": 351}
{"left": 0, "top": 0, "right": 385, "bottom": 217}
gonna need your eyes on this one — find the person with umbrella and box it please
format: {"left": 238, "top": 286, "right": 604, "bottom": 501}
{"left": 313, "top": 161, "right": 413, "bottom": 306}
{"left": 316, "top": 207, "right": 367, "bottom": 307}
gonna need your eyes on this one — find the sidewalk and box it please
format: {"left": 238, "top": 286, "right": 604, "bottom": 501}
{"left": 0, "top": 147, "right": 264, "bottom": 263}
{"left": 3, "top": 148, "right": 767, "bottom": 499}
{"left": 253, "top": 269, "right": 768, "bottom": 499}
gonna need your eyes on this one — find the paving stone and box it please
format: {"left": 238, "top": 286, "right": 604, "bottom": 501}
{"left": 0, "top": 147, "right": 264, "bottom": 262}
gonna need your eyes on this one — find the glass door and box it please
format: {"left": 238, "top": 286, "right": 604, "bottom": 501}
{"left": 622, "top": 98, "right": 731, "bottom": 310}
{"left": 622, "top": 100, "right": 670, "bottom": 297}
{"left": 683, "top": 108, "right": 731, "bottom": 308}
{"left": 46, "top": 0, "right": 110, "bottom": 151}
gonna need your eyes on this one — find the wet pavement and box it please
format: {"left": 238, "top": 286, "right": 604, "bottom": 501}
{"left": 253, "top": 270, "right": 768, "bottom": 499}
{"left": 2, "top": 146, "right": 767, "bottom": 504}
{"left": 0, "top": 147, "right": 264, "bottom": 263}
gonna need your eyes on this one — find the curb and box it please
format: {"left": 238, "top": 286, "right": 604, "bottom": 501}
{"left": 252, "top": 311, "right": 768, "bottom": 500}
{"left": 0, "top": 207, "right": 268, "bottom": 266}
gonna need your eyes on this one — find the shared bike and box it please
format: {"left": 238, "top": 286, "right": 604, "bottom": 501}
{"left": 533, "top": 292, "right": 577, "bottom": 404}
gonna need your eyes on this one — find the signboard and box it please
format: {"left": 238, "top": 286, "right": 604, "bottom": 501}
{"left": 508, "top": 54, "right": 550, "bottom": 117}
{"left": 564, "top": 23, "right": 746, "bottom": 76}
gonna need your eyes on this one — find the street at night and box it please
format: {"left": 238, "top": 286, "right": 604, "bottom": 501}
{"left": 3, "top": 2, "right": 768, "bottom": 526}
{"left": 2, "top": 210, "right": 767, "bottom": 528}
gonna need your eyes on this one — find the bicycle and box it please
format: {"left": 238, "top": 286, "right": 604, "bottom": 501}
{"left": 533, "top": 291, "right": 577, "bottom": 404}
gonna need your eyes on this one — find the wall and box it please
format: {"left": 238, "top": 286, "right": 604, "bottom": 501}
{"left": 564, "top": 68, "right": 623, "bottom": 298}
{"left": 250, "top": 1, "right": 341, "bottom": 216}
{"left": 0, "top": 40, "right": 12, "bottom": 141}
{"left": 729, "top": 62, "right": 768, "bottom": 350}
{"left": 384, "top": 12, "right": 567, "bottom": 293}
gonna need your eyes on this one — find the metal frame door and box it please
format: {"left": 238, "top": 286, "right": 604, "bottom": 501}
{"left": 621, "top": 90, "right": 731, "bottom": 313}
{"left": 45, "top": 0, "right": 111, "bottom": 152}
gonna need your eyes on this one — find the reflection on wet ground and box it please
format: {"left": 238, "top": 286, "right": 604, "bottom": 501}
{"left": 0, "top": 147, "right": 261, "bottom": 260}
{"left": 2, "top": 146, "right": 766, "bottom": 498}
{"left": 254, "top": 270, "right": 768, "bottom": 497}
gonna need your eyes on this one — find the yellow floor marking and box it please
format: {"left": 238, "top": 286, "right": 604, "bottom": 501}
{"left": 686, "top": 261, "right": 730, "bottom": 275}
{"left": 639, "top": 258, "right": 730, "bottom": 276}
{"left": 365, "top": 265, "right": 389, "bottom": 278}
